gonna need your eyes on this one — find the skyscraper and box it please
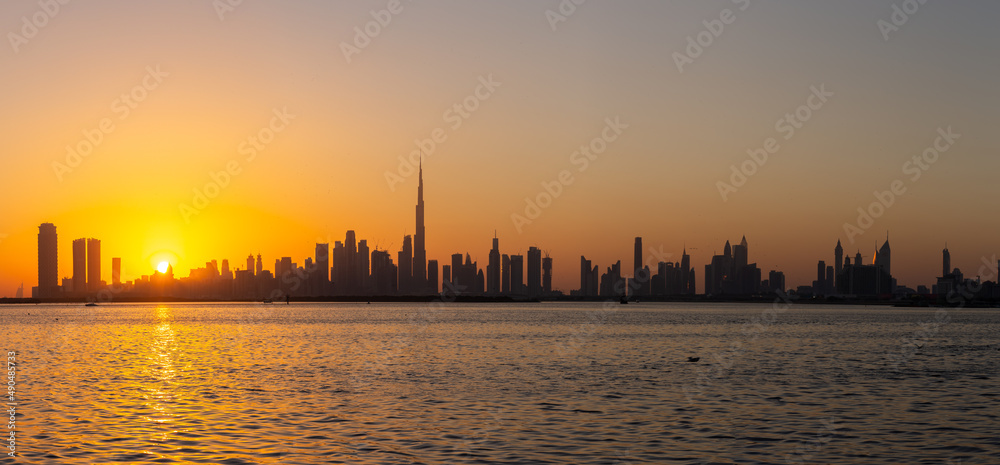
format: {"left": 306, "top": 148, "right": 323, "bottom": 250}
{"left": 398, "top": 235, "right": 412, "bottom": 293}
{"left": 632, "top": 237, "right": 650, "bottom": 296}
{"left": 835, "top": 239, "right": 843, "bottom": 288}
{"left": 315, "top": 243, "right": 329, "bottom": 283}
{"left": 542, "top": 255, "right": 552, "bottom": 294}
{"left": 112, "top": 258, "right": 121, "bottom": 285}
{"left": 37, "top": 223, "right": 58, "bottom": 298}
{"left": 87, "top": 238, "right": 101, "bottom": 292}
{"left": 501, "top": 254, "right": 510, "bottom": 295}
{"left": 875, "top": 235, "right": 891, "bottom": 278}
{"left": 681, "top": 247, "right": 692, "bottom": 294}
{"left": 255, "top": 253, "right": 263, "bottom": 276}
{"left": 427, "top": 260, "right": 438, "bottom": 294}
{"left": 527, "top": 247, "right": 541, "bottom": 298}
{"left": 510, "top": 254, "right": 524, "bottom": 295}
{"left": 413, "top": 156, "right": 427, "bottom": 292}
{"left": 72, "top": 238, "right": 87, "bottom": 293}
{"left": 487, "top": 235, "right": 500, "bottom": 295}
{"left": 246, "top": 254, "right": 255, "bottom": 276}
{"left": 942, "top": 245, "right": 951, "bottom": 277}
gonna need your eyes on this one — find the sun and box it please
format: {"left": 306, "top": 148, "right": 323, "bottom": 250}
{"left": 157, "top": 261, "right": 170, "bottom": 273}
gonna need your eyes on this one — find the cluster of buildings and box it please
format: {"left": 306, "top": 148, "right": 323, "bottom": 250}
{"left": 28, "top": 160, "right": 1000, "bottom": 302}
{"left": 31, "top": 161, "right": 558, "bottom": 301}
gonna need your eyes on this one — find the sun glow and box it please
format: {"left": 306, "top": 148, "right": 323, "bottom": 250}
{"left": 157, "top": 261, "right": 169, "bottom": 273}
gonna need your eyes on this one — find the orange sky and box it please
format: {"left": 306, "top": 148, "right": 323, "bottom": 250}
{"left": 1, "top": 1, "right": 999, "bottom": 295}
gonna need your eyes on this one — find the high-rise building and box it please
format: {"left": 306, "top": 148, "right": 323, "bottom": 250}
{"left": 835, "top": 240, "right": 844, "bottom": 288}
{"left": 816, "top": 260, "right": 826, "bottom": 294}
{"left": 527, "top": 247, "right": 541, "bottom": 298}
{"left": 875, "top": 235, "right": 891, "bottom": 278}
{"left": 255, "top": 254, "right": 263, "bottom": 276}
{"left": 72, "top": 238, "right": 87, "bottom": 293}
{"left": 501, "top": 254, "right": 511, "bottom": 295}
{"left": 315, "top": 243, "right": 329, "bottom": 282}
{"left": 487, "top": 235, "right": 501, "bottom": 295}
{"left": 510, "top": 255, "right": 524, "bottom": 295}
{"left": 413, "top": 157, "right": 427, "bottom": 292}
{"left": 942, "top": 245, "right": 951, "bottom": 278}
{"left": 632, "top": 237, "right": 650, "bottom": 296}
{"left": 398, "top": 235, "right": 413, "bottom": 293}
{"left": 37, "top": 223, "right": 58, "bottom": 298}
{"left": 734, "top": 236, "right": 748, "bottom": 269}
{"left": 112, "top": 258, "right": 121, "bottom": 285}
{"left": 768, "top": 270, "right": 785, "bottom": 293}
{"left": 542, "top": 255, "right": 552, "bottom": 294}
{"left": 358, "top": 240, "right": 370, "bottom": 292}
{"left": 681, "top": 247, "right": 692, "bottom": 294}
{"left": 427, "top": 260, "right": 438, "bottom": 294}
{"left": 87, "top": 238, "right": 101, "bottom": 292}
{"left": 246, "top": 255, "right": 255, "bottom": 277}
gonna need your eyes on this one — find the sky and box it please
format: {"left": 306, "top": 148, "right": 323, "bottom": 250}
{"left": 1, "top": 0, "right": 999, "bottom": 296}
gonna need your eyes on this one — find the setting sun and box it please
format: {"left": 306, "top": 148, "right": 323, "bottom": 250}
{"left": 156, "top": 261, "right": 169, "bottom": 274}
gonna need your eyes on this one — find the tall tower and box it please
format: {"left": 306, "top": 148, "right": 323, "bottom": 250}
{"left": 112, "top": 258, "right": 121, "bottom": 285}
{"left": 542, "top": 255, "right": 552, "bottom": 294}
{"left": 413, "top": 155, "right": 427, "bottom": 292}
{"left": 942, "top": 245, "right": 951, "bottom": 277}
{"left": 875, "top": 234, "right": 891, "bottom": 277}
{"left": 633, "top": 237, "right": 643, "bottom": 278}
{"left": 72, "top": 238, "right": 87, "bottom": 293}
{"left": 398, "top": 235, "right": 413, "bottom": 293}
{"left": 487, "top": 234, "right": 500, "bottom": 295}
{"left": 527, "top": 247, "right": 542, "bottom": 298}
{"left": 37, "top": 223, "right": 58, "bottom": 298}
{"left": 734, "top": 236, "right": 748, "bottom": 269}
{"left": 834, "top": 239, "right": 843, "bottom": 287}
{"left": 87, "top": 238, "right": 101, "bottom": 292}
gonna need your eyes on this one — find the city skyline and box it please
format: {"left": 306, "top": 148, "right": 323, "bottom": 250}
{"left": 23, "top": 158, "right": 1000, "bottom": 299}
{"left": 2, "top": 1, "right": 999, "bottom": 296}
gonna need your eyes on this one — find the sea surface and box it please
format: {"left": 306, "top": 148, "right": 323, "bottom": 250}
{"left": 0, "top": 302, "right": 998, "bottom": 464}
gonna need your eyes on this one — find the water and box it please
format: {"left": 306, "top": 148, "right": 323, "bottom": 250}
{"left": 1, "top": 302, "right": 998, "bottom": 464}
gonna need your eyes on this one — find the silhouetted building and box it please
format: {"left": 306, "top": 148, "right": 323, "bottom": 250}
{"left": 87, "top": 238, "right": 101, "bottom": 292}
{"left": 510, "top": 255, "right": 524, "bottom": 295}
{"left": 630, "top": 237, "right": 651, "bottom": 297}
{"left": 768, "top": 270, "right": 785, "bottom": 293}
{"left": 875, "top": 236, "right": 891, "bottom": 281}
{"left": 527, "top": 247, "right": 542, "bottom": 298}
{"left": 576, "top": 256, "right": 598, "bottom": 297}
{"left": 112, "top": 258, "right": 121, "bottom": 285}
{"left": 542, "top": 255, "right": 552, "bottom": 294}
{"left": 36, "top": 223, "right": 58, "bottom": 298}
{"left": 600, "top": 260, "right": 625, "bottom": 298}
{"left": 427, "top": 260, "right": 438, "bottom": 294}
{"left": 705, "top": 237, "right": 760, "bottom": 295}
{"left": 487, "top": 236, "right": 501, "bottom": 295}
{"left": 398, "top": 235, "right": 413, "bottom": 294}
{"left": 371, "top": 249, "right": 397, "bottom": 295}
{"left": 942, "top": 245, "right": 950, "bottom": 279}
{"left": 838, "top": 262, "right": 892, "bottom": 296}
{"left": 501, "top": 254, "right": 511, "bottom": 295}
{"left": 413, "top": 158, "right": 427, "bottom": 292}
{"left": 314, "top": 243, "right": 329, "bottom": 292}
{"left": 835, "top": 240, "right": 843, "bottom": 289}
{"left": 72, "top": 238, "right": 87, "bottom": 293}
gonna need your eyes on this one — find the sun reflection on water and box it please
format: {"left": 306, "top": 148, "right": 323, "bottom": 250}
{"left": 143, "top": 306, "right": 177, "bottom": 426}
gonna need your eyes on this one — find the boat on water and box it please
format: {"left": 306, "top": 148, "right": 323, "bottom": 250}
{"left": 262, "top": 299, "right": 273, "bottom": 304}
{"left": 85, "top": 302, "right": 97, "bottom": 307}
